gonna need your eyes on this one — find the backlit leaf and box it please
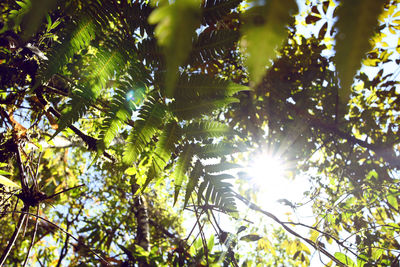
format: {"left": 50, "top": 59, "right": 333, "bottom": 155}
{"left": 334, "top": 0, "right": 385, "bottom": 106}
{"left": 0, "top": 175, "right": 21, "bottom": 188}
{"left": 240, "top": 0, "right": 298, "bottom": 84}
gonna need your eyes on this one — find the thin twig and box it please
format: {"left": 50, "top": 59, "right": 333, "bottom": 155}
{"left": 232, "top": 191, "right": 347, "bottom": 267}
{"left": 22, "top": 206, "right": 40, "bottom": 267}
{"left": 0, "top": 210, "right": 110, "bottom": 266}
{"left": 45, "top": 184, "right": 84, "bottom": 200}
{"left": 0, "top": 208, "right": 28, "bottom": 266}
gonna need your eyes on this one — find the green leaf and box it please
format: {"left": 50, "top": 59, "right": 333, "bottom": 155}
{"left": 170, "top": 97, "right": 239, "bottom": 120}
{"left": 0, "top": 175, "right": 21, "bottom": 188}
{"left": 0, "top": 170, "right": 12, "bottom": 176}
{"left": 240, "top": 234, "right": 262, "bottom": 242}
{"left": 207, "top": 234, "right": 215, "bottom": 252}
{"left": 237, "top": 226, "right": 247, "bottom": 235}
{"left": 240, "top": 0, "right": 297, "bottom": 84}
{"left": 204, "top": 162, "right": 241, "bottom": 173}
{"left": 334, "top": 0, "right": 385, "bottom": 105}
{"left": 388, "top": 194, "right": 398, "bottom": 210}
{"left": 123, "top": 98, "right": 166, "bottom": 164}
{"left": 184, "top": 121, "right": 234, "bottom": 140}
{"left": 334, "top": 252, "right": 355, "bottom": 266}
{"left": 149, "top": 121, "right": 182, "bottom": 180}
{"left": 149, "top": 0, "right": 201, "bottom": 97}
{"left": 172, "top": 144, "right": 195, "bottom": 204}
{"left": 184, "top": 160, "right": 203, "bottom": 208}
{"left": 174, "top": 74, "right": 249, "bottom": 100}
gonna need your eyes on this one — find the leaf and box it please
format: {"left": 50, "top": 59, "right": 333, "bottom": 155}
{"left": 236, "top": 226, "right": 247, "bottom": 235}
{"left": 240, "top": 234, "right": 262, "bottom": 242}
{"left": 240, "top": 0, "right": 298, "bottom": 84}
{"left": 334, "top": 252, "right": 355, "bottom": 267}
{"left": 184, "top": 121, "right": 234, "bottom": 140}
{"left": 184, "top": 160, "right": 203, "bottom": 207}
{"left": 170, "top": 97, "right": 239, "bottom": 120}
{"left": 388, "top": 194, "right": 398, "bottom": 210}
{"left": 149, "top": 121, "right": 182, "bottom": 179}
{"left": 123, "top": 98, "right": 166, "bottom": 164}
{"left": 334, "top": 0, "right": 385, "bottom": 105}
{"left": 0, "top": 175, "right": 21, "bottom": 188}
{"left": 172, "top": 144, "right": 195, "bottom": 204}
{"left": 0, "top": 170, "right": 12, "bottom": 175}
{"left": 204, "top": 162, "right": 241, "bottom": 173}
{"left": 201, "top": 0, "right": 242, "bottom": 26}
{"left": 149, "top": 0, "right": 201, "bottom": 97}
{"left": 174, "top": 74, "right": 249, "bottom": 100}
{"left": 207, "top": 234, "right": 215, "bottom": 252}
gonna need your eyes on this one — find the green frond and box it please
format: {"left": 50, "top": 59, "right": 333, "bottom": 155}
{"left": 172, "top": 143, "right": 195, "bottom": 205}
{"left": 136, "top": 38, "right": 164, "bottom": 69}
{"left": 149, "top": 0, "right": 201, "bottom": 97}
{"left": 56, "top": 95, "right": 91, "bottom": 134}
{"left": 152, "top": 121, "right": 182, "bottom": 172}
{"left": 184, "top": 121, "right": 234, "bottom": 140}
{"left": 123, "top": 97, "right": 166, "bottom": 164}
{"left": 199, "top": 173, "right": 236, "bottom": 211}
{"left": 0, "top": 0, "right": 31, "bottom": 34}
{"left": 146, "top": 121, "right": 182, "bottom": 183}
{"left": 174, "top": 74, "right": 249, "bottom": 100}
{"left": 98, "top": 71, "right": 148, "bottom": 150}
{"left": 201, "top": 0, "right": 242, "bottom": 26}
{"left": 189, "top": 29, "right": 240, "bottom": 66}
{"left": 38, "top": 16, "right": 97, "bottom": 84}
{"left": 170, "top": 97, "right": 239, "bottom": 120}
{"left": 184, "top": 160, "right": 203, "bottom": 207}
{"left": 124, "top": 1, "right": 155, "bottom": 37}
{"left": 195, "top": 143, "right": 239, "bottom": 159}
{"left": 204, "top": 162, "right": 241, "bottom": 173}
{"left": 86, "top": 45, "right": 127, "bottom": 97}
{"left": 97, "top": 92, "right": 133, "bottom": 150}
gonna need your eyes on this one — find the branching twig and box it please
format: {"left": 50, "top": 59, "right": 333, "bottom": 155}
{"left": 22, "top": 206, "right": 39, "bottom": 267}
{"left": 232, "top": 191, "right": 347, "bottom": 267}
{"left": 0, "top": 207, "right": 28, "bottom": 266}
{"left": 0, "top": 210, "right": 110, "bottom": 266}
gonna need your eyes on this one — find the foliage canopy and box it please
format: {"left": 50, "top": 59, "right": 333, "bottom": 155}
{"left": 1, "top": 0, "right": 400, "bottom": 266}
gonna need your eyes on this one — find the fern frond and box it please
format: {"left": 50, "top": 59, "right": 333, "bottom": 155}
{"left": 97, "top": 91, "right": 133, "bottom": 150}
{"left": 172, "top": 143, "right": 195, "bottom": 204}
{"left": 204, "top": 162, "right": 241, "bottom": 173}
{"left": 184, "top": 160, "right": 203, "bottom": 207}
{"left": 189, "top": 29, "right": 239, "bottom": 65}
{"left": 38, "top": 16, "right": 97, "bottom": 84}
{"left": 85, "top": 45, "right": 127, "bottom": 96}
{"left": 174, "top": 74, "right": 249, "bottom": 100}
{"left": 0, "top": 0, "right": 31, "bottom": 34}
{"left": 123, "top": 97, "right": 166, "bottom": 164}
{"left": 195, "top": 143, "right": 239, "bottom": 159}
{"left": 57, "top": 94, "right": 91, "bottom": 133}
{"left": 170, "top": 97, "right": 239, "bottom": 120}
{"left": 201, "top": 0, "right": 242, "bottom": 26}
{"left": 184, "top": 121, "right": 233, "bottom": 140}
{"left": 136, "top": 38, "right": 164, "bottom": 69}
{"left": 146, "top": 121, "right": 182, "bottom": 183}
{"left": 153, "top": 121, "right": 182, "bottom": 169}
{"left": 98, "top": 71, "right": 148, "bottom": 150}
{"left": 199, "top": 173, "right": 236, "bottom": 211}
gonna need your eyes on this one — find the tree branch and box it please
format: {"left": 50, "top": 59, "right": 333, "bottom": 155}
{"left": 232, "top": 191, "right": 347, "bottom": 267}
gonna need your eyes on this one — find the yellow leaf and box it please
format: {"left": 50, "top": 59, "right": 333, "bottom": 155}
{"left": 0, "top": 175, "right": 21, "bottom": 188}
{"left": 310, "top": 230, "right": 319, "bottom": 242}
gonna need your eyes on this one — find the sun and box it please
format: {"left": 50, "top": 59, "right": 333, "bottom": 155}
{"left": 244, "top": 152, "right": 301, "bottom": 214}
{"left": 247, "top": 154, "right": 286, "bottom": 185}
